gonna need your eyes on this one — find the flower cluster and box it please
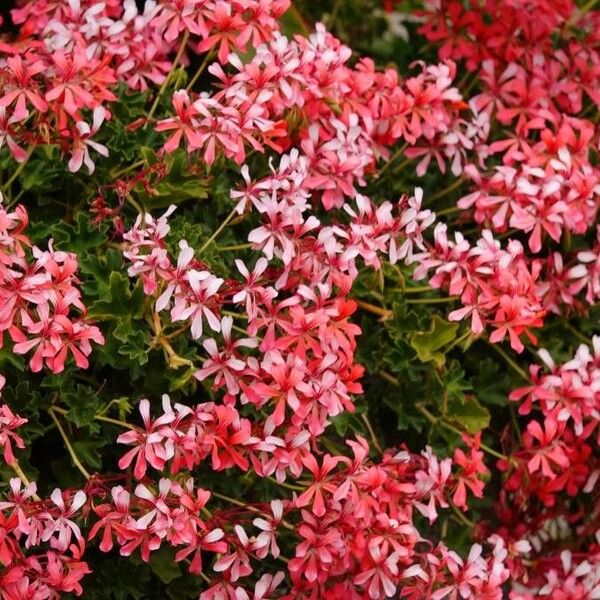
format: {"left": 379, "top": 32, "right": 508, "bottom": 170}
{"left": 414, "top": 0, "right": 600, "bottom": 301}
{"left": 0, "top": 480, "right": 90, "bottom": 600}
{"left": 2, "top": 0, "right": 290, "bottom": 172}
{"left": 0, "top": 197, "right": 103, "bottom": 374}
{"left": 156, "top": 22, "right": 474, "bottom": 208}
{"left": 413, "top": 226, "right": 545, "bottom": 352}
{"left": 1, "top": 0, "right": 600, "bottom": 598}
{"left": 109, "top": 395, "right": 498, "bottom": 598}
{"left": 461, "top": 338, "right": 600, "bottom": 597}
{"left": 0, "top": 380, "right": 90, "bottom": 599}
{"left": 0, "top": 377, "right": 26, "bottom": 467}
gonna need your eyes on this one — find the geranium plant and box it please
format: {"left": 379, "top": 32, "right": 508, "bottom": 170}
{"left": 1, "top": 0, "right": 600, "bottom": 598}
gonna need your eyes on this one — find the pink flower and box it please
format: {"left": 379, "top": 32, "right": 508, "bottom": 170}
{"left": 68, "top": 107, "right": 109, "bottom": 174}
{"left": 117, "top": 398, "right": 175, "bottom": 480}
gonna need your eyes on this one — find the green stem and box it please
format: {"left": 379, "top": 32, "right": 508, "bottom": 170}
{"left": 287, "top": 4, "right": 310, "bottom": 35}
{"left": 563, "top": 321, "right": 591, "bottom": 345}
{"left": 52, "top": 406, "right": 135, "bottom": 430}
{"left": 391, "top": 157, "right": 413, "bottom": 176}
{"left": 379, "top": 370, "right": 400, "bottom": 386}
{"left": 221, "top": 310, "right": 248, "bottom": 320}
{"left": 445, "top": 329, "right": 473, "bottom": 353}
{"left": 328, "top": 0, "right": 343, "bottom": 29}
{"left": 126, "top": 194, "right": 145, "bottom": 215}
{"left": 147, "top": 30, "right": 190, "bottom": 124}
{"left": 449, "top": 500, "right": 475, "bottom": 528}
{"left": 211, "top": 490, "right": 247, "bottom": 507}
{"left": 356, "top": 299, "right": 392, "bottom": 318}
{"left": 217, "top": 242, "right": 253, "bottom": 252}
{"left": 110, "top": 159, "right": 146, "bottom": 180}
{"left": 361, "top": 413, "right": 384, "bottom": 455}
{"left": 198, "top": 207, "right": 238, "bottom": 254}
{"left": 392, "top": 286, "right": 433, "bottom": 294}
{"left": 406, "top": 296, "right": 457, "bottom": 304}
{"left": 48, "top": 409, "right": 91, "bottom": 480}
{"left": 9, "top": 460, "right": 42, "bottom": 501}
{"left": 487, "top": 342, "right": 529, "bottom": 382}
{"left": 456, "top": 70, "right": 472, "bottom": 90}
{"left": 436, "top": 205, "right": 462, "bottom": 218}
{"left": 428, "top": 177, "right": 465, "bottom": 204}
{"left": 509, "top": 405, "right": 524, "bottom": 445}
{"left": 378, "top": 143, "right": 408, "bottom": 179}
{"left": 578, "top": 102, "right": 597, "bottom": 120}
{"left": 232, "top": 323, "right": 250, "bottom": 337}
{"left": 186, "top": 50, "right": 216, "bottom": 92}
{"left": 3, "top": 148, "right": 33, "bottom": 192}
{"left": 89, "top": 415, "right": 133, "bottom": 430}
{"left": 267, "top": 476, "right": 305, "bottom": 492}
{"left": 463, "top": 74, "right": 479, "bottom": 96}
{"left": 578, "top": 0, "right": 599, "bottom": 13}
{"left": 416, "top": 403, "right": 508, "bottom": 461}
{"left": 210, "top": 491, "right": 294, "bottom": 530}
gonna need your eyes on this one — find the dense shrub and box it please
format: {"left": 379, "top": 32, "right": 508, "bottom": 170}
{"left": 1, "top": 0, "right": 600, "bottom": 598}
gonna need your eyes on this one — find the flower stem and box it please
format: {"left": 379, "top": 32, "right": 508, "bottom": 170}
{"left": 48, "top": 409, "right": 91, "bottom": 480}
{"left": 385, "top": 373, "right": 515, "bottom": 462}
{"left": 449, "top": 500, "right": 475, "bottom": 528}
{"left": 428, "top": 176, "right": 465, "bottom": 204}
{"left": 436, "top": 205, "right": 462, "bottom": 217}
{"left": 487, "top": 342, "right": 529, "bottom": 382}
{"left": 186, "top": 50, "right": 216, "bottom": 92}
{"left": 52, "top": 406, "right": 135, "bottom": 430}
{"left": 509, "top": 405, "right": 523, "bottom": 445}
{"left": 3, "top": 148, "right": 33, "bottom": 193}
{"left": 126, "top": 194, "right": 145, "bottom": 215}
{"left": 267, "top": 476, "right": 305, "bottom": 492}
{"left": 399, "top": 286, "right": 434, "bottom": 294}
{"left": 210, "top": 491, "right": 294, "bottom": 530}
{"left": 415, "top": 403, "right": 509, "bottom": 461}
{"left": 217, "top": 242, "right": 253, "bottom": 251}
{"left": 578, "top": 0, "right": 599, "bottom": 14}
{"left": 147, "top": 30, "right": 190, "bottom": 125}
{"left": 379, "top": 370, "right": 400, "bottom": 386}
{"left": 361, "top": 413, "right": 384, "bottom": 455}
{"left": 562, "top": 321, "right": 591, "bottom": 345}
{"left": 355, "top": 299, "right": 391, "bottom": 319}
{"left": 110, "top": 159, "right": 146, "bottom": 180}
{"left": 391, "top": 157, "right": 413, "bottom": 175}
{"left": 9, "top": 460, "right": 42, "bottom": 501}
{"left": 378, "top": 142, "right": 408, "bottom": 179}
{"left": 405, "top": 296, "right": 457, "bottom": 304}
{"left": 198, "top": 207, "right": 239, "bottom": 254}
{"left": 445, "top": 329, "right": 473, "bottom": 353}
{"left": 288, "top": 4, "right": 310, "bottom": 35}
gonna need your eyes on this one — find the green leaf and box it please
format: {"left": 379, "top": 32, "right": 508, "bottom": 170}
{"left": 134, "top": 149, "right": 209, "bottom": 207}
{"left": 50, "top": 213, "right": 108, "bottom": 254}
{"left": 150, "top": 547, "right": 181, "bottom": 584}
{"left": 88, "top": 272, "right": 150, "bottom": 368}
{"left": 331, "top": 407, "right": 366, "bottom": 437}
{"left": 281, "top": 6, "right": 310, "bottom": 37}
{"left": 446, "top": 395, "right": 491, "bottom": 434}
{"left": 409, "top": 316, "right": 458, "bottom": 367}
{"left": 73, "top": 439, "right": 106, "bottom": 469}
{"left": 89, "top": 272, "right": 145, "bottom": 320}
{"left": 140, "top": 146, "right": 158, "bottom": 166}
{"left": 79, "top": 249, "right": 124, "bottom": 298}
{"left": 146, "top": 178, "right": 209, "bottom": 207}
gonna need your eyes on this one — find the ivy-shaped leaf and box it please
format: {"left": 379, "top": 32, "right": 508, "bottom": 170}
{"left": 446, "top": 395, "right": 491, "bottom": 434}
{"left": 49, "top": 212, "right": 108, "bottom": 254}
{"left": 409, "top": 315, "right": 458, "bottom": 367}
{"left": 150, "top": 547, "right": 182, "bottom": 584}
{"left": 89, "top": 272, "right": 145, "bottom": 320}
